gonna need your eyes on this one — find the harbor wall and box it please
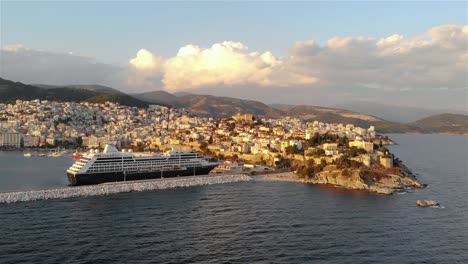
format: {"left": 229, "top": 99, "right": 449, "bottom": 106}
{"left": 0, "top": 174, "right": 252, "bottom": 204}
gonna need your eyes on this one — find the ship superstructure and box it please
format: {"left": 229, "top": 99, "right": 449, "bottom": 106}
{"left": 67, "top": 145, "right": 218, "bottom": 185}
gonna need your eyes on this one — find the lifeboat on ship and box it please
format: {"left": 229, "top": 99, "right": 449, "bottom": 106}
{"left": 71, "top": 152, "right": 83, "bottom": 160}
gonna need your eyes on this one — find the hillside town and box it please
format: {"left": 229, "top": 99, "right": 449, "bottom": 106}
{"left": 0, "top": 100, "right": 394, "bottom": 170}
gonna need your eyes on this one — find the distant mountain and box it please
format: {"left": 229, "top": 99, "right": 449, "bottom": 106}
{"left": 303, "top": 111, "right": 468, "bottom": 134}
{"left": 116, "top": 90, "right": 468, "bottom": 134}
{"left": 172, "top": 91, "right": 193, "bottom": 97}
{"left": 36, "top": 84, "right": 123, "bottom": 94}
{"left": 3, "top": 78, "right": 467, "bottom": 134}
{"left": 135, "top": 92, "right": 384, "bottom": 121}
{"left": 0, "top": 79, "right": 45, "bottom": 101}
{"left": 409, "top": 113, "right": 468, "bottom": 134}
{"left": 33, "top": 84, "right": 60, "bottom": 89}
{"left": 268, "top": 104, "right": 296, "bottom": 110}
{"left": 332, "top": 101, "right": 466, "bottom": 123}
{"left": 133, "top": 90, "right": 178, "bottom": 106}
{"left": 174, "top": 95, "right": 285, "bottom": 118}
{"left": 308, "top": 112, "right": 421, "bottom": 133}
{"left": 286, "top": 105, "right": 383, "bottom": 122}
{"left": 83, "top": 93, "right": 150, "bottom": 107}
{"left": 63, "top": 85, "right": 123, "bottom": 94}
{"left": 0, "top": 78, "right": 149, "bottom": 107}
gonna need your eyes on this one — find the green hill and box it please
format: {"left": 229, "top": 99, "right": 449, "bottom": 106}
{"left": 0, "top": 78, "right": 45, "bottom": 101}
{"left": 132, "top": 90, "right": 178, "bottom": 107}
{"left": 307, "top": 112, "right": 422, "bottom": 133}
{"left": 410, "top": 113, "right": 468, "bottom": 134}
{"left": 85, "top": 93, "right": 149, "bottom": 108}
{"left": 63, "top": 84, "right": 123, "bottom": 94}
{"left": 174, "top": 95, "right": 285, "bottom": 118}
{"left": 0, "top": 78, "right": 149, "bottom": 107}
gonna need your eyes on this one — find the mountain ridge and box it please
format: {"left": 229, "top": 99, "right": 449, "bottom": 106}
{"left": 0, "top": 78, "right": 150, "bottom": 107}
{"left": 1, "top": 78, "right": 466, "bottom": 134}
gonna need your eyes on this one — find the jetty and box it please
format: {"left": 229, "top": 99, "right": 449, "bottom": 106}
{"left": 0, "top": 174, "right": 252, "bottom": 204}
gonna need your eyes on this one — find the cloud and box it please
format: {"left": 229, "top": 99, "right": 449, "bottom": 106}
{"left": 125, "top": 24, "right": 466, "bottom": 93}
{"left": 0, "top": 45, "right": 122, "bottom": 86}
{"left": 286, "top": 24, "right": 467, "bottom": 91}
{"left": 1, "top": 24, "right": 466, "bottom": 99}
{"left": 128, "top": 41, "right": 318, "bottom": 91}
{"left": 0, "top": 44, "right": 30, "bottom": 52}
{"left": 129, "top": 49, "right": 163, "bottom": 71}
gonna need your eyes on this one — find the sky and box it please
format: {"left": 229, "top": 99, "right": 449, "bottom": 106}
{"left": 0, "top": 1, "right": 467, "bottom": 111}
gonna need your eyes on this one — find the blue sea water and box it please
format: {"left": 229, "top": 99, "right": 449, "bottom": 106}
{"left": 0, "top": 134, "right": 467, "bottom": 263}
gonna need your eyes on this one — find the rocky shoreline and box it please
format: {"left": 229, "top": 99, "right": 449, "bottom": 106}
{"left": 257, "top": 169, "right": 424, "bottom": 195}
{"left": 308, "top": 169, "right": 424, "bottom": 194}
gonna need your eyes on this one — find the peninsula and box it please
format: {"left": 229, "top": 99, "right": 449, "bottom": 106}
{"left": 0, "top": 96, "right": 424, "bottom": 194}
{"left": 264, "top": 133, "right": 424, "bottom": 194}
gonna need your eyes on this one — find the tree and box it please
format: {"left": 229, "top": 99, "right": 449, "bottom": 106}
{"left": 227, "top": 123, "right": 236, "bottom": 131}
{"left": 320, "top": 158, "right": 327, "bottom": 167}
{"left": 338, "top": 136, "right": 349, "bottom": 147}
{"left": 275, "top": 158, "right": 292, "bottom": 169}
{"left": 200, "top": 142, "right": 208, "bottom": 150}
{"left": 314, "top": 149, "right": 325, "bottom": 157}
{"left": 285, "top": 146, "right": 295, "bottom": 155}
{"left": 380, "top": 147, "right": 390, "bottom": 154}
{"left": 75, "top": 136, "right": 83, "bottom": 147}
{"left": 341, "top": 169, "right": 350, "bottom": 176}
{"left": 348, "top": 146, "right": 367, "bottom": 157}
{"left": 336, "top": 156, "right": 352, "bottom": 169}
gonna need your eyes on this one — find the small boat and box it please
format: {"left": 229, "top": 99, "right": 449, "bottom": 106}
{"left": 38, "top": 153, "right": 46, "bottom": 157}
{"left": 49, "top": 148, "right": 67, "bottom": 157}
{"left": 24, "top": 153, "right": 32, "bottom": 157}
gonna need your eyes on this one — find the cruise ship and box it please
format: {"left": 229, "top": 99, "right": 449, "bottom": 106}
{"left": 67, "top": 145, "right": 219, "bottom": 186}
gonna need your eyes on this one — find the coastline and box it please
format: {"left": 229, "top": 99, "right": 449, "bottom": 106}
{"left": 256, "top": 170, "right": 424, "bottom": 195}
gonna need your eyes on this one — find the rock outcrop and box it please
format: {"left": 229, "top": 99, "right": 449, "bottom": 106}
{"left": 417, "top": 200, "right": 440, "bottom": 207}
{"left": 308, "top": 168, "right": 424, "bottom": 195}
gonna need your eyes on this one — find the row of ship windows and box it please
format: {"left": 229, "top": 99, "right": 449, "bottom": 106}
{"left": 92, "top": 158, "right": 203, "bottom": 164}
{"left": 89, "top": 162, "right": 200, "bottom": 169}
{"left": 79, "top": 160, "right": 200, "bottom": 169}
{"left": 94, "top": 155, "right": 199, "bottom": 160}
{"left": 86, "top": 166, "right": 195, "bottom": 173}
{"left": 90, "top": 160, "right": 201, "bottom": 167}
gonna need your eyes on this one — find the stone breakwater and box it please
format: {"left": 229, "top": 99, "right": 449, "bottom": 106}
{"left": 0, "top": 174, "right": 252, "bottom": 204}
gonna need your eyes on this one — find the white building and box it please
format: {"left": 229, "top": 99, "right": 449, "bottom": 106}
{"left": 0, "top": 132, "right": 22, "bottom": 147}
{"left": 322, "top": 143, "right": 339, "bottom": 155}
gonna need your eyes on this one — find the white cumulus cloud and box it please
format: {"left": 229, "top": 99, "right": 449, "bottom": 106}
{"left": 126, "top": 25, "right": 466, "bottom": 93}
{"left": 1, "top": 24, "right": 466, "bottom": 102}
{"left": 129, "top": 49, "right": 163, "bottom": 71}
{"left": 128, "top": 41, "right": 318, "bottom": 91}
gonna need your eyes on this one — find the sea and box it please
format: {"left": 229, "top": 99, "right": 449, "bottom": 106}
{"left": 0, "top": 134, "right": 467, "bottom": 263}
